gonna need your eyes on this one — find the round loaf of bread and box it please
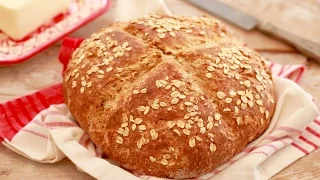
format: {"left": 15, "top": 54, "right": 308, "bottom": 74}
{"left": 63, "top": 15, "right": 276, "bottom": 179}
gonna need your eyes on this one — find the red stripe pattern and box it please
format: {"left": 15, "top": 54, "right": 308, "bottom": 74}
{"left": 298, "top": 136, "right": 318, "bottom": 149}
{"left": 0, "top": 84, "right": 63, "bottom": 140}
{"left": 21, "top": 129, "right": 48, "bottom": 139}
{"left": 306, "top": 127, "right": 320, "bottom": 138}
{"left": 44, "top": 122, "right": 78, "bottom": 128}
{"left": 276, "top": 126, "right": 302, "bottom": 134}
{"left": 291, "top": 142, "right": 309, "bottom": 154}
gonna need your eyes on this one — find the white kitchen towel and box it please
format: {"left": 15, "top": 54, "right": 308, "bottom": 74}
{"left": 1, "top": 0, "right": 320, "bottom": 180}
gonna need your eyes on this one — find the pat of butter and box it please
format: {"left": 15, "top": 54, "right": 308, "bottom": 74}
{"left": 0, "top": 0, "right": 69, "bottom": 40}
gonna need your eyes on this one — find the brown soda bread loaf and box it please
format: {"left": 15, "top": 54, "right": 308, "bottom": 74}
{"left": 63, "top": 15, "right": 276, "bottom": 179}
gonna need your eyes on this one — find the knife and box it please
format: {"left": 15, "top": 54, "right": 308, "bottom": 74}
{"left": 185, "top": 0, "right": 320, "bottom": 63}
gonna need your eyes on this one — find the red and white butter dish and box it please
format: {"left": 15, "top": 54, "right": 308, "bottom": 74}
{"left": 0, "top": 0, "right": 111, "bottom": 66}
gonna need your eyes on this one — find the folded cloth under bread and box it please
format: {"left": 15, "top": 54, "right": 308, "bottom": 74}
{"left": 0, "top": 0, "right": 319, "bottom": 180}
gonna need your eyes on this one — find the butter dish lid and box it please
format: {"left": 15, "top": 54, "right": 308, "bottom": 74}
{"left": 0, "top": 0, "right": 111, "bottom": 66}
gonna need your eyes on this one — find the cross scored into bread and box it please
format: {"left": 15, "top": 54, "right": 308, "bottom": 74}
{"left": 63, "top": 15, "right": 276, "bottom": 179}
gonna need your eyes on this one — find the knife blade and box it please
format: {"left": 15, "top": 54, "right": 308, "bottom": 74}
{"left": 185, "top": 0, "right": 320, "bottom": 63}
{"left": 185, "top": 0, "right": 258, "bottom": 30}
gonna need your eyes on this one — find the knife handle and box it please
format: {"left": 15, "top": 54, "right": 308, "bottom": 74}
{"left": 258, "top": 22, "right": 320, "bottom": 63}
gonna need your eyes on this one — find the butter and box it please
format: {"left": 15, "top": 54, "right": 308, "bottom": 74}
{"left": 0, "top": 0, "right": 69, "bottom": 40}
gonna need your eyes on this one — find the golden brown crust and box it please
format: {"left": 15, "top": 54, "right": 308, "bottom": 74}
{"left": 62, "top": 15, "right": 276, "bottom": 179}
